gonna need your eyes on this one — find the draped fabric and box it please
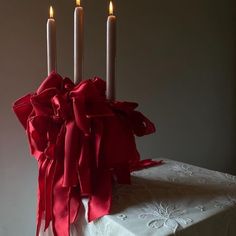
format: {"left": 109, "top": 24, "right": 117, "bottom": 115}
{"left": 13, "top": 72, "right": 163, "bottom": 236}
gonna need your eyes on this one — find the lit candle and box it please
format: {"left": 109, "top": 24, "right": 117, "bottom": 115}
{"left": 74, "top": 0, "right": 84, "bottom": 84}
{"left": 106, "top": 1, "right": 116, "bottom": 100}
{"left": 47, "top": 6, "right": 57, "bottom": 75}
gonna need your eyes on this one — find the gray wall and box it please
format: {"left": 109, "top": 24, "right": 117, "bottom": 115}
{"left": 0, "top": 0, "right": 235, "bottom": 235}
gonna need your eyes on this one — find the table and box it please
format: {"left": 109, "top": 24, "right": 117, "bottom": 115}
{"left": 40, "top": 159, "right": 236, "bottom": 236}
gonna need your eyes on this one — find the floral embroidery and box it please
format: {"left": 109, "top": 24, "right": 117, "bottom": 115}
{"left": 117, "top": 214, "right": 127, "bottom": 221}
{"left": 195, "top": 205, "right": 205, "bottom": 212}
{"left": 214, "top": 195, "right": 236, "bottom": 208}
{"left": 171, "top": 164, "right": 193, "bottom": 177}
{"left": 224, "top": 174, "right": 236, "bottom": 185}
{"left": 139, "top": 202, "right": 193, "bottom": 233}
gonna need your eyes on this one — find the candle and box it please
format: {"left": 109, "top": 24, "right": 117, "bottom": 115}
{"left": 47, "top": 6, "right": 57, "bottom": 75}
{"left": 74, "top": 0, "right": 84, "bottom": 84}
{"left": 106, "top": 1, "right": 116, "bottom": 100}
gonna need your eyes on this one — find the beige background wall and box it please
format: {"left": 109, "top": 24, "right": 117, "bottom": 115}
{"left": 0, "top": 0, "right": 235, "bottom": 235}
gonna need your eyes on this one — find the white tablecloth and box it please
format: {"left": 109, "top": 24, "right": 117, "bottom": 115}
{"left": 41, "top": 159, "right": 236, "bottom": 236}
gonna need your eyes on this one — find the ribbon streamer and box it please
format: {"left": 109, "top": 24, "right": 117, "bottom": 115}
{"left": 13, "top": 72, "right": 163, "bottom": 236}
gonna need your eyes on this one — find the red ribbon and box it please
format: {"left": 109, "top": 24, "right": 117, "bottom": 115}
{"left": 13, "top": 72, "right": 163, "bottom": 236}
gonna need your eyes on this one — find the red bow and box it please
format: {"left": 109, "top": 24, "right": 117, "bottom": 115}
{"left": 13, "top": 72, "right": 163, "bottom": 236}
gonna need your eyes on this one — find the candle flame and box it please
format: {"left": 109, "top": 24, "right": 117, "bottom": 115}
{"left": 49, "top": 6, "right": 54, "bottom": 18}
{"left": 76, "top": 0, "right": 80, "bottom": 6}
{"left": 109, "top": 1, "right": 113, "bottom": 15}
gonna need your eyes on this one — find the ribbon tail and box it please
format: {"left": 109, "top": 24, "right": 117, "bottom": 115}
{"left": 44, "top": 160, "right": 57, "bottom": 231}
{"left": 78, "top": 136, "right": 92, "bottom": 196}
{"left": 88, "top": 170, "right": 112, "bottom": 222}
{"left": 130, "top": 159, "right": 164, "bottom": 172}
{"left": 36, "top": 157, "right": 49, "bottom": 236}
{"left": 52, "top": 162, "right": 70, "bottom": 236}
{"left": 69, "top": 187, "right": 81, "bottom": 224}
{"left": 93, "top": 119, "right": 104, "bottom": 168}
{"left": 63, "top": 120, "right": 80, "bottom": 187}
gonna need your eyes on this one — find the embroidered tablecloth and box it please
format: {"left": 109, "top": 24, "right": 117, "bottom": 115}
{"left": 40, "top": 159, "right": 236, "bottom": 236}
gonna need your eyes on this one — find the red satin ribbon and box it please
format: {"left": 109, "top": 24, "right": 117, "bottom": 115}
{"left": 13, "top": 72, "right": 163, "bottom": 236}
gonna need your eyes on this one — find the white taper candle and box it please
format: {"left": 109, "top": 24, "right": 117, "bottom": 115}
{"left": 47, "top": 6, "right": 57, "bottom": 75}
{"left": 106, "top": 1, "right": 116, "bottom": 100}
{"left": 74, "top": 0, "right": 84, "bottom": 84}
